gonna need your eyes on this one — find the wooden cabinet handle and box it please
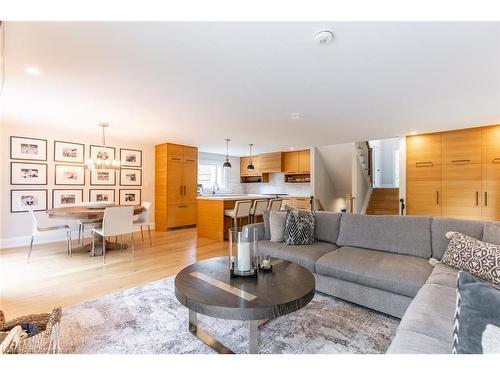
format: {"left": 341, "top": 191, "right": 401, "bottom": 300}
{"left": 451, "top": 159, "right": 471, "bottom": 163}
{"left": 416, "top": 162, "right": 433, "bottom": 167}
{"left": 180, "top": 185, "right": 183, "bottom": 195}
{"left": 171, "top": 157, "right": 182, "bottom": 161}
{"left": 436, "top": 191, "right": 439, "bottom": 205}
{"left": 493, "top": 158, "right": 500, "bottom": 163}
{"left": 476, "top": 191, "right": 479, "bottom": 206}
{"left": 179, "top": 205, "right": 188, "bottom": 208}
{"left": 484, "top": 192, "right": 488, "bottom": 207}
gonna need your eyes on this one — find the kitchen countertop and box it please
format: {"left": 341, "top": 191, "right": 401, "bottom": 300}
{"left": 197, "top": 194, "right": 310, "bottom": 201}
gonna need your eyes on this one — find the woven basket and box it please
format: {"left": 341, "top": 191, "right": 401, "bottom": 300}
{"left": 0, "top": 307, "right": 62, "bottom": 354}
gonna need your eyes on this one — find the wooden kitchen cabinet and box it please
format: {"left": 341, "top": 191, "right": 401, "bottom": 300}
{"left": 482, "top": 162, "right": 500, "bottom": 221}
{"left": 406, "top": 181, "right": 442, "bottom": 216}
{"left": 442, "top": 163, "right": 482, "bottom": 219}
{"left": 442, "top": 128, "right": 482, "bottom": 165}
{"left": 156, "top": 143, "right": 198, "bottom": 230}
{"left": 284, "top": 150, "right": 310, "bottom": 175}
{"left": 240, "top": 156, "right": 260, "bottom": 177}
{"left": 258, "top": 152, "right": 283, "bottom": 173}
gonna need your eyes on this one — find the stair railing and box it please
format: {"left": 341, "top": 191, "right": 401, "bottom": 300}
{"left": 399, "top": 198, "right": 405, "bottom": 216}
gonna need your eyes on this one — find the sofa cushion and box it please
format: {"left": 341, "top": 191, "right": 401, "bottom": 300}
{"left": 258, "top": 240, "right": 337, "bottom": 273}
{"left": 262, "top": 210, "right": 271, "bottom": 240}
{"left": 284, "top": 210, "right": 315, "bottom": 245}
{"left": 314, "top": 211, "right": 342, "bottom": 244}
{"left": 336, "top": 214, "right": 432, "bottom": 258}
{"left": 483, "top": 222, "right": 500, "bottom": 245}
{"left": 315, "top": 246, "right": 433, "bottom": 297}
{"left": 387, "top": 281, "right": 456, "bottom": 354}
{"left": 431, "top": 217, "right": 484, "bottom": 260}
{"left": 426, "top": 262, "right": 458, "bottom": 288}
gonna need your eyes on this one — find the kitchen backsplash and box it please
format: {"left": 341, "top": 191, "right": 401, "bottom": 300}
{"left": 243, "top": 172, "right": 311, "bottom": 196}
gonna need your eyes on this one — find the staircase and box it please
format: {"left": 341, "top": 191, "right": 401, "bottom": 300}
{"left": 366, "top": 188, "right": 399, "bottom": 215}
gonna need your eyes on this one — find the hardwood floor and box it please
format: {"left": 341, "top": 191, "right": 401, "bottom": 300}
{"left": 0, "top": 229, "right": 226, "bottom": 318}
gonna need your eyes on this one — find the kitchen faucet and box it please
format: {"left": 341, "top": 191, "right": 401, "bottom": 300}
{"left": 212, "top": 182, "right": 219, "bottom": 194}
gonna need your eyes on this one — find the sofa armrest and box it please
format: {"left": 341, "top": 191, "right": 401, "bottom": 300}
{"left": 243, "top": 223, "right": 266, "bottom": 240}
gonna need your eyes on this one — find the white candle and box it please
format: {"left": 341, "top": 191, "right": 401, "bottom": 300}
{"left": 237, "top": 242, "right": 251, "bottom": 272}
{"left": 262, "top": 259, "right": 270, "bottom": 267}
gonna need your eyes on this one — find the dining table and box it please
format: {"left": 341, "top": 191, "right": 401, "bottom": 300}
{"left": 47, "top": 205, "right": 144, "bottom": 256}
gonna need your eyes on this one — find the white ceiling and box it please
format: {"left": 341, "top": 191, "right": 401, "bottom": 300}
{"left": 2, "top": 22, "right": 500, "bottom": 155}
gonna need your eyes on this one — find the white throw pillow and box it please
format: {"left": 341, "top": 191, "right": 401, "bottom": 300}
{"left": 269, "top": 211, "right": 287, "bottom": 242}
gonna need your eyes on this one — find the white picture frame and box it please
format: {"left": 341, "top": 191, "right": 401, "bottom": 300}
{"left": 11, "top": 162, "right": 47, "bottom": 185}
{"left": 52, "top": 189, "right": 83, "bottom": 208}
{"left": 120, "top": 148, "right": 142, "bottom": 167}
{"left": 11, "top": 189, "right": 47, "bottom": 213}
{"left": 54, "top": 141, "right": 85, "bottom": 163}
{"left": 120, "top": 168, "right": 142, "bottom": 186}
{"left": 10, "top": 136, "right": 47, "bottom": 161}
{"left": 55, "top": 164, "right": 85, "bottom": 185}
{"left": 89, "top": 189, "right": 115, "bottom": 203}
{"left": 90, "top": 169, "right": 116, "bottom": 185}
{"left": 119, "top": 189, "right": 141, "bottom": 206}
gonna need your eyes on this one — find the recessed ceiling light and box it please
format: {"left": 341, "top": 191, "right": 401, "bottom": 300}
{"left": 314, "top": 30, "right": 334, "bottom": 46}
{"left": 290, "top": 147, "right": 295, "bottom": 150}
{"left": 25, "top": 66, "right": 41, "bottom": 75}
{"left": 410, "top": 131, "right": 417, "bottom": 135}
{"left": 291, "top": 113, "right": 301, "bottom": 119}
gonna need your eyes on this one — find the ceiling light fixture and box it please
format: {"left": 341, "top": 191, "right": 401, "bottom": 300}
{"left": 290, "top": 147, "right": 295, "bottom": 150}
{"left": 314, "top": 30, "right": 334, "bottom": 46}
{"left": 25, "top": 66, "right": 41, "bottom": 75}
{"left": 222, "top": 139, "right": 232, "bottom": 168}
{"left": 410, "top": 131, "right": 417, "bottom": 135}
{"left": 86, "top": 123, "right": 121, "bottom": 170}
{"left": 247, "top": 144, "right": 255, "bottom": 170}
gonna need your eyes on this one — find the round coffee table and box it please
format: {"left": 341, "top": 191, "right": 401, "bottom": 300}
{"left": 174, "top": 256, "right": 315, "bottom": 354}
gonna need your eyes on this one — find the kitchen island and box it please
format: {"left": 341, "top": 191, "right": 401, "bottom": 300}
{"left": 197, "top": 194, "right": 311, "bottom": 241}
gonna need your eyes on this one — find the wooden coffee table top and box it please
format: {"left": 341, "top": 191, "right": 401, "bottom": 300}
{"left": 174, "top": 257, "right": 315, "bottom": 321}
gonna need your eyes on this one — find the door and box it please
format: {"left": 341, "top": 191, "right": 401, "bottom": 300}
{"left": 283, "top": 152, "right": 299, "bottom": 174}
{"left": 442, "top": 164, "right": 482, "bottom": 219}
{"left": 372, "top": 146, "right": 382, "bottom": 188}
{"left": 482, "top": 162, "right": 500, "bottom": 221}
{"left": 183, "top": 161, "right": 198, "bottom": 203}
{"left": 298, "top": 150, "right": 310, "bottom": 174}
{"left": 167, "top": 160, "right": 184, "bottom": 205}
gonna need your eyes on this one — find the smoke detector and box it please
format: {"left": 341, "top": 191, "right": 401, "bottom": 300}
{"left": 314, "top": 30, "right": 334, "bottom": 45}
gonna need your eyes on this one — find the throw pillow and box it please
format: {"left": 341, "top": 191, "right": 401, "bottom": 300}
{"left": 442, "top": 232, "right": 500, "bottom": 286}
{"left": 483, "top": 223, "right": 500, "bottom": 245}
{"left": 452, "top": 271, "right": 500, "bottom": 354}
{"left": 269, "top": 211, "right": 287, "bottom": 242}
{"left": 283, "top": 210, "right": 315, "bottom": 246}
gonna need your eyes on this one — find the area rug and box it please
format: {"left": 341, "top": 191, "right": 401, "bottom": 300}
{"left": 60, "top": 276, "right": 399, "bottom": 354}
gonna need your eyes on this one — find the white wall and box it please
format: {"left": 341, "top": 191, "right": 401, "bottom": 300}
{"left": 312, "top": 148, "right": 337, "bottom": 211}
{"left": 352, "top": 153, "right": 371, "bottom": 213}
{"left": 1, "top": 123, "right": 155, "bottom": 248}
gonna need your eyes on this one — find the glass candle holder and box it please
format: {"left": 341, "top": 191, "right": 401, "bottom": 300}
{"left": 229, "top": 227, "right": 258, "bottom": 278}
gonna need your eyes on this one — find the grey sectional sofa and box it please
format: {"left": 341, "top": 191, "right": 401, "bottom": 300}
{"left": 244, "top": 212, "right": 492, "bottom": 354}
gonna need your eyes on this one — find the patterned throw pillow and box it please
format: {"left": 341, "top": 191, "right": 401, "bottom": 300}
{"left": 442, "top": 232, "right": 500, "bottom": 286}
{"left": 284, "top": 210, "right": 315, "bottom": 246}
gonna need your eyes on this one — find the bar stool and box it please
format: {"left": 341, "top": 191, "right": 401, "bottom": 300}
{"left": 224, "top": 200, "right": 253, "bottom": 230}
{"left": 268, "top": 198, "right": 283, "bottom": 211}
{"left": 249, "top": 199, "right": 269, "bottom": 223}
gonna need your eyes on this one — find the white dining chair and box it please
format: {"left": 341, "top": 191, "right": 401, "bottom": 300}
{"left": 249, "top": 199, "right": 269, "bottom": 223}
{"left": 78, "top": 218, "right": 101, "bottom": 246}
{"left": 268, "top": 198, "right": 283, "bottom": 211}
{"left": 91, "top": 206, "right": 135, "bottom": 264}
{"left": 134, "top": 202, "right": 153, "bottom": 246}
{"left": 27, "top": 210, "right": 72, "bottom": 264}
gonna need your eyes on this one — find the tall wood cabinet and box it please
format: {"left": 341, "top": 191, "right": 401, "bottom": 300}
{"left": 406, "top": 124, "right": 500, "bottom": 220}
{"left": 155, "top": 143, "right": 198, "bottom": 230}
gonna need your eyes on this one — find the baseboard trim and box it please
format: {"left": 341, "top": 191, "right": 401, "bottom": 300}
{"left": 0, "top": 223, "right": 156, "bottom": 250}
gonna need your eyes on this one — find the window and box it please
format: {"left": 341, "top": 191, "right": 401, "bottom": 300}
{"left": 198, "top": 163, "right": 226, "bottom": 190}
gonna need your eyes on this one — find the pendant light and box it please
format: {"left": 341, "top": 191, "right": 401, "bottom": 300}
{"left": 86, "top": 123, "right": 121, "bottom": 170}
{"left": 222, "top": 139, "right": 232, "bottom": 168}
{"left": 247, "top": 144, "right": 255, "bottom": 170}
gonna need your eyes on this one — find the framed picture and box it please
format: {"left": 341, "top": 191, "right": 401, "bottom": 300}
{"left": 10, "top": 136, "right": 47, "bottom": 161}
{"left": 119, "top": 189, "right": 141, "bottom": 205}
{"left": 54, "top": 141, "right": 85, "bottom": 163}
{"left": 55, "top": 164, "right": 85, "bottom": 185}
{"left": 90, "top": 169, "right": 116, "bottom": 185}
{"left": 120, "top": 168, "right": 142, "bottom": 186}
{"left": 120, "top": 148, "right": 142, "bottom": 167}
{"left": 52, "top": 189, "right": 83, "bottom": 208}
{"left": 90, "top": 145, "right": 115, "bottom": 163}
{"left": 89, "top": 189, "right": 115, "bottom": 203}
{"left": 11, "top": 162, "right": 47, "bottom": 185}
{"left": 11, "top": 189, "right": 48, "bottom": 213}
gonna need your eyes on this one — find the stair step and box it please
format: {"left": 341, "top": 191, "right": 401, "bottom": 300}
{"left": 366, "top": 209, "right": 399, "bottom": 215}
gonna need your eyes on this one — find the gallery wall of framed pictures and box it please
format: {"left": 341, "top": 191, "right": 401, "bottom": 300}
{"left": 8, "top": 135, "right": 144, "bottom": 213}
